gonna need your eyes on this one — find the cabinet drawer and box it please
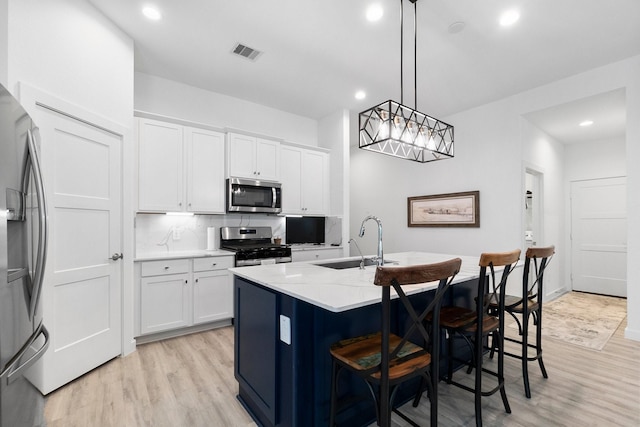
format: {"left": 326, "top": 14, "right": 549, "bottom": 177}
{"left": 193, "top": 256, "right": 234, "bottom": 272}
{"left": 141, "top": 259, "right": 190, "bottom": 277}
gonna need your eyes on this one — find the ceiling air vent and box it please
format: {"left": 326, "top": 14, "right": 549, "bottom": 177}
{"left": 232, "top": 43, "right": 262, "bottom": 61}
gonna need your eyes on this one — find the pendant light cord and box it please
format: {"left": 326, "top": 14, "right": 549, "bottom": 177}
{"left": 400, "top": 0, "right": 419, "bottom": 109}
{"left": 400, "top": 0, "right": 404, "bottom": 105}
{"left": 414, "top": 0, "right": 417, "bottom": 109}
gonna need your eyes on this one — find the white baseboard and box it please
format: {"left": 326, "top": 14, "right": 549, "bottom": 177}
{"left": 624, "top": 326, "right": 640, "bottom": 342}
{"left": 546, "top": 287, "right": 568, "bottom": 301}
{"left": 135, "top": 319, "right": 233, "bottom": 345}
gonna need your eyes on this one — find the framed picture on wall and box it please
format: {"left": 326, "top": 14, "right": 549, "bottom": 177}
{"left": 408, "top": 191, "right": 480, "bottom": 227}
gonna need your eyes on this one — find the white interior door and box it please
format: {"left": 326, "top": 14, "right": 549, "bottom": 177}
{"left": 27, "top": 103, "right": 123, "bottom": 394}
{"left": 571, "top": 177, "right": 627, "bottom": 297}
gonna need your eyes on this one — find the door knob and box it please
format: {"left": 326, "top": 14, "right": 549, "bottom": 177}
{"left": 110, "top": 253, "right": 123, "bottom": 261}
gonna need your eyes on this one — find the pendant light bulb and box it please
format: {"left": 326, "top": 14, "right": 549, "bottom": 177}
{"left": 426, "top": 134, "right": 437, "bottom": 151}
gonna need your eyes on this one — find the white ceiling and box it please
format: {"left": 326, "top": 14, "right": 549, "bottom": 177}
{"left": 88, "top": 0, "right": 640, "bottom": 142}
{"left": 524, "top": 89, "right": 626, "bottom": 144}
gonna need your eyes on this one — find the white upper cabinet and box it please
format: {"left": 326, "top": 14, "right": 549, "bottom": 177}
{"left": 138, "top": 119, "right": 184, "bottom": 212}
{"left": 256, "top": 138, "right": 280, "bottom": 180}
{"left": 280, "top": 146, "right": 303, "bottom": 213}
{"left": 280, "top": 144, "right": 329, "bottom": 215}
{"left": 227, "top": 132, "right": 280, "bottom": 181}
{"left": 301, "top": 150, "right": 327, "bottom": 214}
{"left": 137, "top": 118, "right": 225, "bottom": 213}
{"left": 185, "top": 128, "right": 225, "bottom": 213}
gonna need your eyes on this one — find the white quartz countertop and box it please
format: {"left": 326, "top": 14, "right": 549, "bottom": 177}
{"left": 229, "top": 252, "right": 482, "bottom": 312}
{"left": 134, "top": 249, "right": 235, "bottom": 262}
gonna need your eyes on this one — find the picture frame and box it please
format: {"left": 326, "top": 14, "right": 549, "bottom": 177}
{"left": 408, "top": 191, "right": 480, "bottom": 227}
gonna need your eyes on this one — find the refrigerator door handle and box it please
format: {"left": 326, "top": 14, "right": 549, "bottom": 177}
{"left": 1, "top": 324, "right": 50, "bottom": 386}
{"left": 25, "top": 128, "right": 48, "bottom": 320}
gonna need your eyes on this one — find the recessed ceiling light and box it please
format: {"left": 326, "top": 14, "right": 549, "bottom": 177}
{"left": 448, "top": 21, "right": 466, "bottom": 34}
{"left": 355, "top": 90, "right": 366, "bottom": 100}
{"left": 579, "top": 120, "right": 594, "bottom": 127}
{"left": 499, "top": 9, "right": 520, "bottom": 27}
{"left": 142, "top": 6, "right": 162, "bottom": 21}
{"left": 366, "top": 4, "right": 384, "bottom": 22}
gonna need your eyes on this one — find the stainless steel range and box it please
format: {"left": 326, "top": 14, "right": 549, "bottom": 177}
{"left": 220, "top": 226, "right": 292, "bottom": 267}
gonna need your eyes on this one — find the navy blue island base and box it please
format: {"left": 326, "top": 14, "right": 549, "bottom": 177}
{"left": 233, "top": 274, "right": 477, "bottom": 427}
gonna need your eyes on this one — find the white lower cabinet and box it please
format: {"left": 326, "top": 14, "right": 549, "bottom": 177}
{"left": 140, "top": 273, "right": 191, "bottom": 334}
{"left": 137, "top": 256, "right": 234, "bottom": 337}
{"left": 192, "top": 257, "right": 234, "bottom": 324}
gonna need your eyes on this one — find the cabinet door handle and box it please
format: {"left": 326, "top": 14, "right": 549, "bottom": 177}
{"left": 195, "top": 278, "right": 199, "bottom": 283}
{"left": 211, "top": 263, "right": 217, "bottom": 267}
{"left": 110, "top": 253, "right": 123, "bottom": 261}
{"left": 164, "top": 266, "right": 170, "bottom": 270}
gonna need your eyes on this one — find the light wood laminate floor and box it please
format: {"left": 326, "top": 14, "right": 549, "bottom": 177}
{"left": 44, "top": 316, "right": 640, "bottom": 426}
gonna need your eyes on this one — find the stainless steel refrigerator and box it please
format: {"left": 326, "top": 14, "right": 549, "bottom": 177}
{"left": 0, "top": 83, "right": 50, "bottom": 427}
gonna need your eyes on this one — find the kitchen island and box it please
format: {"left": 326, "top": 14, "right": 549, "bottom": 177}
{"left": 230, "top": 252, "right": 482, "bottom": 427}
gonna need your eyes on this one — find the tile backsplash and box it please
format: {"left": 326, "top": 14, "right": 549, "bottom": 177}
{"left": 135, "top": 213, "right": 343, "bottom": 257}
{"left": 325, "top": 216, "right": 342, "bottom": 246}
{"left": 135, "top": 213, "right": 285, "bottom": 256}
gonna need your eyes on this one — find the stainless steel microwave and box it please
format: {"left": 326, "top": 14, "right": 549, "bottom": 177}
{"left": 227, "top": 178, "right": 282, "bottom": 214}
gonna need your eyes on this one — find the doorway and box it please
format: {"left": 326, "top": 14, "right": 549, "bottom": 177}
{"left": 524, "top": 168, "right": 543, "bottom": 250}
{"left": 20, "top": 86, "right": 124, "bottom": 395}
{"left": 570, "top": 177, "right": 627, "bottom": 297}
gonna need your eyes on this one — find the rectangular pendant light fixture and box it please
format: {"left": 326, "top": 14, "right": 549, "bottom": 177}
{"left": 358, "top": 0, "right": 454, "bottom": 163}
{"left": 359, "top": 99, "right": 454, "bottom": 162}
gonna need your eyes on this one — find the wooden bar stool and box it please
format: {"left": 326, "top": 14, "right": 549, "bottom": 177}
{"left": 328, "top": 258, "right": 462, "bottom": 427}
{"left": 435, "top": 249, "right": 520, "bottom": 427}
{"left": 491, "top": 245, "right": 554, "bottom": 398}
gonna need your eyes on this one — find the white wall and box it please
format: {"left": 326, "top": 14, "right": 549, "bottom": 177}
{"left": 319, "top": 109, "right": 346, "bottom": 215}
{"left": 626, "top": 68, "right": 640, "bottom": 340}
{"left": 318, "top": 109, "right": 350, "bottom": 247}
{"left": 135, "top": 72, "right": 317, "bottom": 146}
{"left": 6, "top": 0, "right": 133, "bottom": 126}
{"left": 520, "top": 119, "right": 566, "bottom": 296}
{"left": 564, "top": 138, "right": 626, "bottom": 180}
{"left": 350, "top": 98, "right": 524, "bottom": 258}
{"left": 350, "top": 54, "right": 640, "bottom": 340}
{"left": 0, "top": 0, "right": 7, "bottom": 86}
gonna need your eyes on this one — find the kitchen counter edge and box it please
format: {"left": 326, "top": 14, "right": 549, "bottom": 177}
{"left": 134, "top": 249, "right": 235, "bottom": 262}
{"left": 229, "top": 252, "right": 480, "bottom": 313}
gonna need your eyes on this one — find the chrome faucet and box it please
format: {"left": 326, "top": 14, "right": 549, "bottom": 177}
{"left": 348, "top": 238, "right": 365, "bottom": 269}
{"left": 359, "top": 215, "right": 383, "bottom": 266}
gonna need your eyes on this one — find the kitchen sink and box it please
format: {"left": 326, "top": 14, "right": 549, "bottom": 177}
{"left": 317, "top": 258, "right": 397, "bottom": 269}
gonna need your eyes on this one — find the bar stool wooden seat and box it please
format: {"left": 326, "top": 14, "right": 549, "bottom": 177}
{"left": 490, "top": 245, "right": 554, "bottom": 398}
{"left": 434, "top": 249, "right": 521, "bottom": 427}
{"left": 328, "top": 258, "right": 462, "bottom": 427}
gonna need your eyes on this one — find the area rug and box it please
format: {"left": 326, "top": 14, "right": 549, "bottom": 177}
{"left": 508, "top": 291, "right": 627, "bottom": 351}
